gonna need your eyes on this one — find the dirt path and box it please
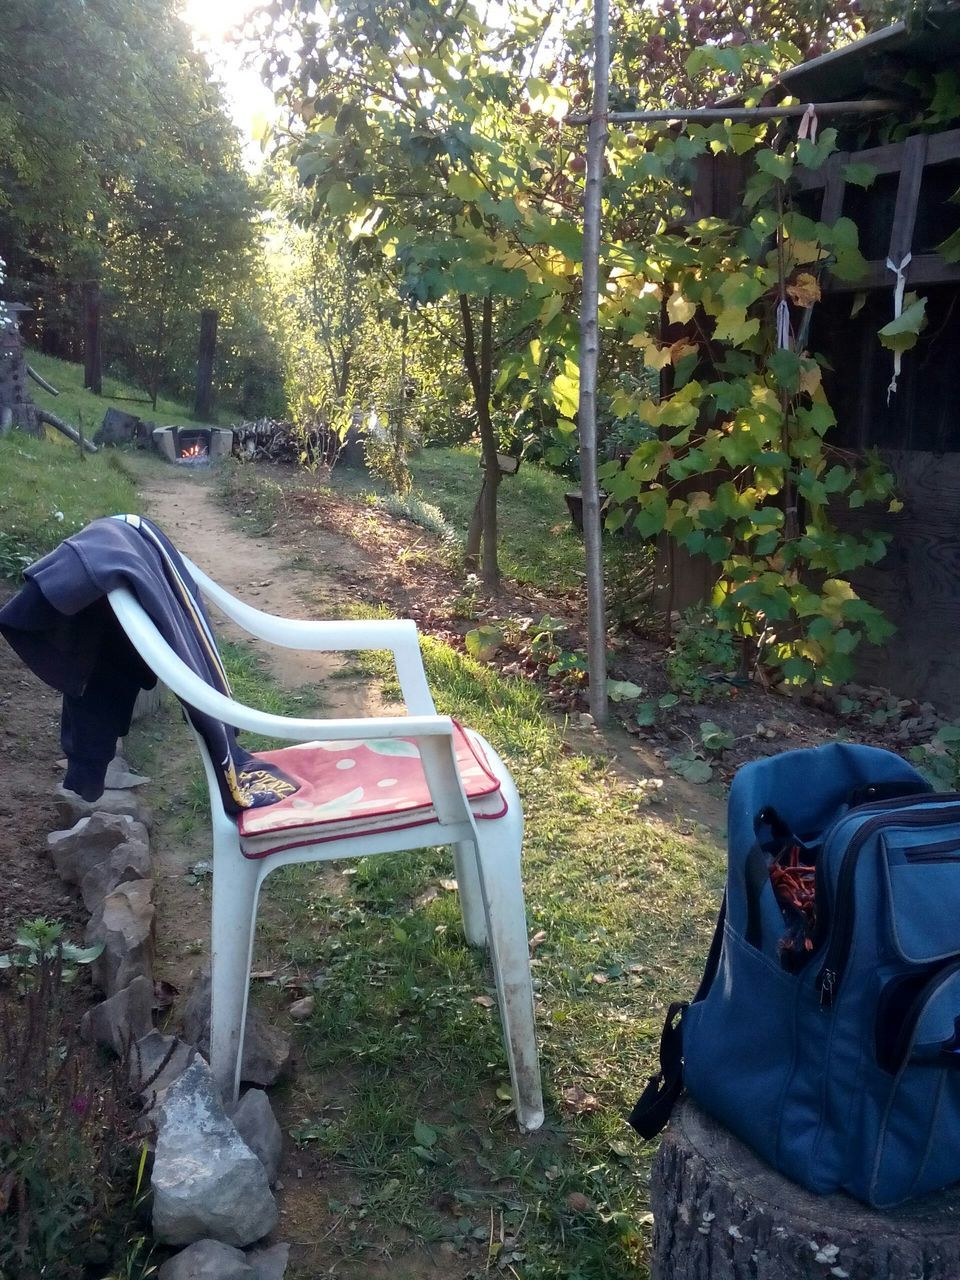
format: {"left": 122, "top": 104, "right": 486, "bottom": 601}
{"left": 142, "top": 465, "right": 382, "bottom": 715}
{"left": 129, "top": 462, "right": 726, "bottom": 1277}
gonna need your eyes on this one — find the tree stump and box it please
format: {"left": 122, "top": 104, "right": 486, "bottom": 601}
{"left": 651, "top": 1099, "right": 960, "bottom": 1280}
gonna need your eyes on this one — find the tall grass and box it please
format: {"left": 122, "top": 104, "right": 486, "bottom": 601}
{"left": 0, "top": 433, "right": 138, "bottom": 581}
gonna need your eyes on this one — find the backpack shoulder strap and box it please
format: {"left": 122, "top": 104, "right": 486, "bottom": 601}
{"left": 628, "top": 894, "right": 726, "bottom": 1139}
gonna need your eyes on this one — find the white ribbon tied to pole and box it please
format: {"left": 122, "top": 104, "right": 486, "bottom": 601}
{"left": 798, "top": 103, "right": 819, "bottom": 144}
{"left": 776, "top": 297, "right": 792, "bottom": 350}
{"left": 885, "top": 252, "right": 912, "bottom": 404}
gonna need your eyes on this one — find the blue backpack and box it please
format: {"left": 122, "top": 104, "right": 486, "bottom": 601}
{"left": 630, "top": 742, "right": 960, "bottom": 1208}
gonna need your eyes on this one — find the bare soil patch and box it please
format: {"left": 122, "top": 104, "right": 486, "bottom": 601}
{"left": 0, "top": 587, "right": 84, "bottom": 947}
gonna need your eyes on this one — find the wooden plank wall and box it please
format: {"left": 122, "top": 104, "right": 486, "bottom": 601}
{"left": 831, "top": 451, "right": 960, "bottom": 713}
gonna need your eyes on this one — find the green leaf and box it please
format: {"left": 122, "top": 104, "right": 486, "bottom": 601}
{"left": 767, "top": 349, "right": 801, "bottom": 395}
{"left": 937, "top": 226, "right": 960, "bottom": 264}
{"left": 658, "top": 692, "right": 680, "bottom": 709}
{"left": 668, "top": 754, "right": 713, "bottom": 784}
{"left": 414, "top": 1120, "right": 438, "bottom": 1148}
{"left": 843, "top": 162, "right": 878, "bottom": 189}
{"left": 325, "top": 182, "right": 357, "bottom": 216}
{"left": 700, "top": 721, "right": 734, "bottom": 753}
{"left": 606, "top": 679, "right": 644, "bottom": 702}
{"left": 465, "top": 626, "right": 504, "bottom": 661}
{"left": 878, "top": 295, "right": 928, "bottom": 354}
{"left": 755, "top": 150, "right": 793, "bottom": 182}
{"left": 635, "top": 702, "right": 657, "bottom": 726}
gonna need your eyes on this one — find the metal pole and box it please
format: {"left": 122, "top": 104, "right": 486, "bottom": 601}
{"left": 566, "top": 98, "right": 899, "bottom": 126}
{"left": 577, "top": 0, "right": 610, "bottom": 725}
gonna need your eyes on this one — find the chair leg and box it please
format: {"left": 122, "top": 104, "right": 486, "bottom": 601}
{"left": 452, "top": 840, "right": 487, "bottom": 947}
{"left": 209, "top": 842, "right": 261, "bottom": 1106}
{"left": 474, "top": 816, "right": 545, "bottom": 1132}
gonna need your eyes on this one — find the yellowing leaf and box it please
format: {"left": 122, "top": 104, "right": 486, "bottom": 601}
{"left": 669, "top": 339, "right": 698, "bottom": 364}
{"left": 786, "top": 273, "right": 821, "bottom": 308}
{"left": 666, "top": 289, "right": 696, "bottom": 325}
{"left": 798, "top": 363, "right": 822, "bottom": 395}
{"left": 786, "top": 239, "right": 829, "bottom": 267}
{"left": 644, "top": 345, "right": 673, "bottom": 371}
{"left": 713, "top": 307, "right": 760, "bottom": 346}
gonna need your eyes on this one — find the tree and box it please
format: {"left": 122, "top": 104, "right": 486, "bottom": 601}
{"left": 259, "top": 0, "right": 593, "bottom": 587}
{"left": 0, "top": 0, "right": 278, "bottom": 416}
{"left": 265, "top": 202, "right": 463, "bottom": 482}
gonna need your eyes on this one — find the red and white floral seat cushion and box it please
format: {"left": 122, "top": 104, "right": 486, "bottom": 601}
{"left": 237, "top": 721, "right": 506, "bottom": 858}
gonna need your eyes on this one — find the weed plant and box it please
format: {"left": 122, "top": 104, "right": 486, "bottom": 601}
{"left": 0, "top": 941, "right": 144, "bottom": 1278}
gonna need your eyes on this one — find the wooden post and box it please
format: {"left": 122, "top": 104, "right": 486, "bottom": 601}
{"left": 576, "top": 0, "right": 610, "bottom": 724}
{"left": 194, "top": 308, "right": 218, "bottom": 420}
{"left": 82, "top": 281, "right": 102, "bottom": 395}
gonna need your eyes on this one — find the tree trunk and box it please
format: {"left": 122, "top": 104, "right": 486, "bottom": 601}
{"left": 194, "top": 308, "right": 218, "bottom": 420}
{"left": 465, "top": 484, "right": 484, "bottom": 570}
{"left": 82, "top": 281, "right": 102, "bottom": 395}
{"left": 650, "top": 1098, "right": 960, "bottom": 1280}
{"left": 575, "top": 0, "right": 611, "bottom": 724}
{"left": 459, "top": 293, "right": 500, "bottom": 589}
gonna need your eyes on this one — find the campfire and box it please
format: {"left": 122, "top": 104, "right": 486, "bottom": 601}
{"left": 150, "top": 424, "right": 233, "bottom": 465}
{"left": 177, "top": 436, "right": 209, "bottom": 462}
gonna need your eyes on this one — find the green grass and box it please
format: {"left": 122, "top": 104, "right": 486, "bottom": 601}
{"left": 228, "top": 608, "right": 723, "bottom": 1278}
{"left": 0, "top": 432, "right": 138, "bottom": 580}
{"left": 329, "top": 446, "right": 586, "bottom": 591}
{"left": 26, "top": 349, "right": 228, "bottom": 434}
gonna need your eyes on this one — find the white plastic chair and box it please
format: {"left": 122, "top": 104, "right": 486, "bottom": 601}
{"left": 107, "top": 559, "right": 544, "bottom": 1131}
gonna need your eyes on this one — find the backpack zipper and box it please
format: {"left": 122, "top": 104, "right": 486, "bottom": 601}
{"left": 816, "top": 798, "right": 960, "bottom": 1008}
{"left": 904, "top": 836, "right": 960, "bottom": 863}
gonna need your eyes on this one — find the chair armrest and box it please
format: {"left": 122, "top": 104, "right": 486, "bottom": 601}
{"left": 182, "top": 556, "right": 435, "bottom": 714}
{"left": 107, "top": 588, "right": 472, "bottom": 826}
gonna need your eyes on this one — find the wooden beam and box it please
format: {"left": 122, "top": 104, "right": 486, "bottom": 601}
{"left": 567, "top": 98, "right": 900, "bottom": 126}
{"left": 823, "top": 254, "right": 960, "bottom": 291}
{"left": 820, "top": 154, "right": 849, "bottom": 225}
{"left": 796, "top": 126, "right": 960, "bottom": 190}
{"left": 887, "top": 133, "right": 927, "bottom": 265}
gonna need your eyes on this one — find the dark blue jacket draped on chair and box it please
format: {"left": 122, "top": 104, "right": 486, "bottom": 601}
{"left": 0, "top": 514, "right": 296, "bottom": 812}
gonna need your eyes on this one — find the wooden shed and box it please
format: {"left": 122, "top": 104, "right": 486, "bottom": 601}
{"left": 689, "top": 10, "right": 960, "bottom": 711}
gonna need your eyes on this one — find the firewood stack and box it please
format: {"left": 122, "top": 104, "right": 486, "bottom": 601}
{"left": 230, "top": 419, "right": 341, "bottom": 468}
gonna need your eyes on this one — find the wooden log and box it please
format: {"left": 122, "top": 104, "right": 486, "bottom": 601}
{"left": 650, "top": 1099, "right": 960, "bottom": 1280}
{"left": 37, "top": 408, "right": 98, "bottom": 453}
{"left": 26, "top": 365, "right": 59, "bottom": 396}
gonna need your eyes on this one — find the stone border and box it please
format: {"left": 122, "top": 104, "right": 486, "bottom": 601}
{"left": 45, "top": 758, "right": 291, "bottom": 1280}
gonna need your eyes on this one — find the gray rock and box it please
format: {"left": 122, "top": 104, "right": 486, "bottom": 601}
{"left": 54, "top": 784, "right": 149, "bottom": 828}
{"left": 130, "top": 1030, "right": 197, "bottom": 1100}
{"left": 79, "top": 835, "right": 152, "bottom": 912}
{"left": 46, "top": 812, "right": 147, "bottom": 886}
{"left": 157, "top": 1239, "right": 255, "bottom": 1280}
{"left": 86, "top": 878, "right": 155, "bottom": 995}
{"left": 228, "top": 1090, "right": 283, "bottom": 1184}
{"left": 183, "top": 971, "right": 292, "bottom": 1088}
{"left": 246, "top": 1242, "right": 289, "bottom": 1280}
{"left": 104, "top": 754, "right": 152, "bottom": 790}
{"left": 80, "top": 975, "right": 154, "bottom": 1055}
{"left": 152, "top": 1060, "right": 278, "bottom": 1248}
